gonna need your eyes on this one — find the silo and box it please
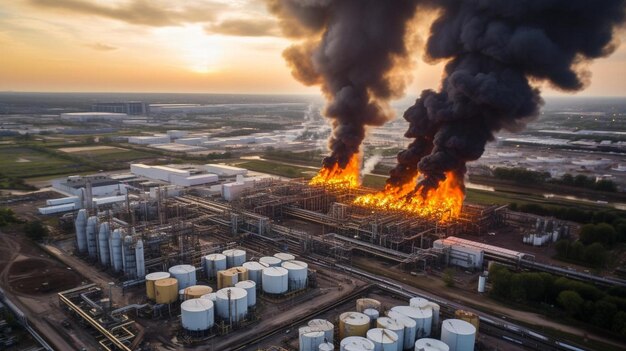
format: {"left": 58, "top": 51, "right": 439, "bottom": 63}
{"left": 75, "top": 209, "right": 88, "bottom": 253}
{"left": 97, "top": 222, "right": 110, "bottom": 266}
{"left": 204, "top": 253, "right": 227, "bottom": 279}
{"left": 260, "top": 256, "right": 282, "bottom": 267}
{"left": 145, "top": 272, "right": 170, "bottom": 300}
{"left": 477, "top": 275, "right": 486, "bottom": 293}
{"left": 308, "top": 319, "right": 334, "bottom": 343}
{"left": 261, "top": 267, "right": 288, "bottom": 294}
{"left": 440, "top": 319, "right": 475, "bottom": 351}
{"left": 414, "top": 338, "right": 450, "bottom": 351}
{"left": 154, "top": 278, "right": 178, "bottom": 304}
{"left": 274, "top": 252, "right": 295, "bottom": 261}
{"left": 201, "top": 293, "right": 217, "bottom": 302}
{"left": 366, "top": 328, "right": 399, "bottom": 351}
{"left": 169, "top": 265, "right": 196, "bottom": 289}
{"left": 122, "top": 235, "right": 137, "bottom": 278}
{"left": 356, "top": 298, "right": 381, "bottom": 313}
{"left": 428, "top": 302, "right": 441, "bottom": 334}
{"left": 217, "top": 269, "right": 239, "bottom": 289}
{"left": 391, "top": 306, "right": 432, "bottom": 338}
{"left": 86, "top": 216, "right": 98, "bottom": 258}
{"left": 235, "top": 280, "right": 256, "bottom": 307}
{"left": 376, "top": 317, "right": 405, "bottom": 351}
{"left": 340, "top": 336, "right": 375, "bottom": 351}
{"left": 242, "top": 261, "right": 265, "bottom": 284}
{"left": 319, "top": 342, "right": 334, "bottom": 351}
{"left": 410, "top": 297, "right": 429, "bottom": 309}
{"left": 110, "top": 229, "right": 123, "bottom": 272}
{"left": 338, "top": 312, "right": 370, "bottom": 339}
{"left": 233, "top": 266, "right": 249, "bottom": 281}
{"left": 454, "top": 311, "right": 479, "bottom": 335}
{"left": 299, "top": 327, "right": 326, "bottom": 351}
{"left": 222, "top": 249, "right": 246, "bottom": 268}
{"left": 386, "top": 310, "right": 417, "bottom": 350}
{"left": 215, "top": 287, "right": 248, "bottom": 323}
{"left": 135, "top": 239, "right": 145, "bottom": 279}
{"left": 181, "top": 298, "right": 214, "bottom": 332}
{"left": 364, "top": 308, "right": 379, "bottom": 326}
{"left": 184, "top": 285, "right": 213, "bottom": 300}
{"left": 281, "top": 260, "right": 308, "bottom": 290}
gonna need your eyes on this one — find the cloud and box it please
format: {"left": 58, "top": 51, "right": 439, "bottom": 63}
{"left": 206, "top": 18, "right": 279, "bottom": 37}
{"left": 28, "top": 0, "right": 222, "bottom": 27}
{"left": 85, "top": 42, "right": 117, "bottom": 51}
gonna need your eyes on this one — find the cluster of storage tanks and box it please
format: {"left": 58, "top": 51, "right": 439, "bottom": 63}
{"left": 74, "top": 209, "right": 145, "bottom": 278}
{"left": 298, "top": 297, "right": 477, "bottom": 351}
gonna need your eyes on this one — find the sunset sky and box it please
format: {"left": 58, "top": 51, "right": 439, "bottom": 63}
{"left": 2, "top": 0, "right": 626, "bottom": 96}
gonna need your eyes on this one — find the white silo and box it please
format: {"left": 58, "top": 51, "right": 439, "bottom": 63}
{"left": 75, "top": 209, "right": 87, "bottom": 254}
{"left": 364, "top": 308, "right": 379, "bottom": 325}
{"left": 122, "top": 235, "right": 137, "bottom": 278}
{"left": 242, "top": 261, "right": 265, "bottom": 285}
{"left": 260, "top": 256, "right": 282, "bottom": 267}
{"left": 222, "top": 249, "right": 246, "bottom": 268}
{"left": 281, "top": 260, "right": 308, "bottom": 291}
{"left": 414, "top": 338, "right": 450, "bottom": 351}
{"left": 440, "top": 319, "right": 476, "bottom": 351}
{"left": 109, "top": 229, "right": 123, "bottom": 272}
{"left": 367, "top": 328, "right": 399, "bottom": 351}
{"left": 169, "top": 265, "right": 197, "bottom": 289}
{"left": 201, "top": 292, "right": 217, "bottom": 302}
{"left": 235, "top": 280, "right": 256, "bottom": 307}
{"left": 204, "top": 253, "right": 227, "bottom": 279}
{"left": 274, "top": 252, "right": 295, "bottom": 261}
{"left": 86, "top": 216, "right": 98, "bottom": 258}
{"left": 376, "top": 317, "right": 404, "bottom": 351}
{"left": 477, "top": 275, "right": 486, "bottom": 293}
{"left": 391, "top": 306, "right": 432, "bottom": 338}
{"left": 386, "top": 310, "right": 417, "bottom": 350}
{"left": 181, "top": 298, "right": 215, "bottom": 332}
{"left": 299, "top": 327, "right": 326, "bottom": 351}
{"left": 262, "top": 267, "right": 288, "bottom": 294}
{"left": 319, "top": 342, "right": 334, "bottom": 351}
{"left": 135, "top": 239, "right": 145, "bottom": 279}
{"left": 410, "top": 297, "right": 429, "bottom": 309}
{"left": 97, "top": 222, "right": 110, "bottom": 266}
{"left": 428, "top": 302, "right": 441, "bottom": 334}
{"left": 215, "top": 287, "right": 248, "bottom": 323}
{"left": 340, "top": 336, "right": 375, "bottom": 351}
{"left": 308, "top": 319, "right": 334, "bottom": 343}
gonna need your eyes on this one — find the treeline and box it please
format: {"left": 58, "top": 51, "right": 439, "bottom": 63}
{"left": 489, "top": 264, "right": 626, "bottom": 337}
{"left": 0, "top": 208, "right": 20, "bottom": 226}
{"left": 492, "top": 167, "right": 618, "bottom": 192}
{"left": 555, "top": 222, "right": 625, "bottom": 268}
{"left": 508, "top": 202, "right": 625, "bottom": 224}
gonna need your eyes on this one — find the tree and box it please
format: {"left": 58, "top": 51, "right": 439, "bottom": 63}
{"left": 443, "top": 268, "right": 455, "bottom": 287}
{"left": 561, "top": 173, "right": 574, "bottom": 186}
{"left": 557, "top": 290, "right": 584, "bottom": 317}
{"left": 24, "top": 221, "right": 48, "bottom": 241}
{"left": 584, "top": 243, "right": 607, "bottom": 268}
{"left": 555, "top": 240, "right": 570, "bottom": 258}
{"left": 570, "top": 241, "right": 585, "bottom": 261}
{"left": 591, "top": 299, "right": 617, "bottom": 328}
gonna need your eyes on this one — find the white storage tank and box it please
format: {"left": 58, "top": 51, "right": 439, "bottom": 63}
{"left": 339, "top": 312, "right": 370, "bottom": 339}
{"left": 109, "top": 229, "right": 123, "bottom": 272}
{"left": 262, "top": 267, "right": 288, "bottom": 294}
{"left": 86, "top": 216, "right": 98, "bottom": 258}
{"left": 391, "top": 306, "right": 432, "bottom": 338}
{"left": 281, "top": 260, "right": 308, "bottom": 291}
{"left": 274, "top": 252, "right": 295, "bottom": 261}
{"left": 414, "top": 338, "right": 450, "bottom": 351}
{"left": 299, "top": 327, "right": 326, "bottom": 351}
{"left": 169, "top": 265, "right": 197, "bottom": 289}
{"left": 340, "top": 336, "right": 375, "bottom": 351}
{"left": 215, "top": 287, "right": 248, "bottom": 323}
{"left": 410, "top": 297, "right": 429, "bottom": 309}
{"left": 386, "top": 310, "right": 417, "bottom": 350}
{"left": 204, "top": 253, "right": 227, "bottom": 279}
{"left": 440, "top": 319, "right": 476, "bottom": 351}
{"left": 308, "top": 319, "right": 334, "bottom": 343}
{"left": 260, "top": 256, "right": 282, "bottom": 267}
{"left": 477, "top": 275, "right": 486, "bottom": 293}
{"left": 135, "top": 239, "right": 145, "bottom": 279}
{"left": 428, "top": 302, "right": 440, "bottom": 333}
{"left": 98, "top": 222, "right": 110, "bottom": 266}
{"left": 201, "top": 293, "right": 217, "bottom": 302}
{"left": 364, "top": 308, "right": 379, "bottom": 325}
{"left": 235, "top": 280, "right": 256, "bottom": 307}
{"left": 181, "top": 298, "right": 214, "bottom": 331}
{"left": 242, "top": 261, "right": 265, "bottom": 284}
{"left": 319, "top": 342, "right": 334, "bottom": 351}
{"left": 75, "top": 209, "right": 87, "bottom": 254}
{"left": 376, "top": 317, "right": 404, "bottom": 351}
{"left": 222, "top": 249, "right": 246, "bottom": 268}
{"left": 367, "top": 328, "right": 399, "bottom": 351}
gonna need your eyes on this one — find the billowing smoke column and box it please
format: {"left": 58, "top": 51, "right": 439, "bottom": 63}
{"left": 390, "top": 0, "right": 626, "bottom": 196}
{"left": 268, "top": 0, "right": 421, "bottom": 170}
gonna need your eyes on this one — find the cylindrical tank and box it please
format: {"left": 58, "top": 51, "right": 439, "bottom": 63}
{"left": 410, "top": 297, "right": 429, "bottom": 309}
{"left": 75, "top": 209, "right": 87, "bottom": 253}
{"left": 477, "top": 275, "right": 486, "bottom": 293}
{"left": 377, "top": 317, "right": 405, "bottom": 351}
{"left": 201, "top": 293, "right": 217, "bottom": 302}
{"left": 215, "top": 287, "right": 248, "bottom": 323}
{"left": 262, "top": 267, "right": 288, "bottom": 294}
{"left": 259, "top": 256, "right": 281, "bottom": 267}
{"left": 308, "top": 319, "right": 334, "bottom": 343}
{"left": 299, "top": 327, "right": 326, "bottom": 351}
{"left": 356, "top": 298, "right": 381, "bottom": 313}
{"left": 340, "top": 336, "right": 375, "bottom": 351}
{"left": 367, "top": 328, "right": 398, "bottom": 351}
{"left": 98, "top": 222, "right": 110, "bottom": 266}
{"left": 232, "top": 266, "right": 249, "bottom": 281}
{"left": 440, "top": 319, "right": 476, "bottom": 351}
{"left": 169, "top": 265, "right": 196, "bottom": 289}
{"left": 181, "top": 298, "right": 214, "bottom": 331}
{"left": 386, "top": 310, "right": 417, "bottom": 350}
{"left": 184, "top": 285, "right": 213, "bottom": 300}
{"left": 281, "top": 260, "right": 308, "bottom": 291}
{"left": 319, "top": 342, "right": 334, "bottom": 351}
{"left": 135, "top": 239, "right": 145, "bottom": 279}
{"left": 145, "top": 272, "right": 170, "bottom": 300}
{"left": 339, "top": 312, "right": 370, "bottom": 339}
{"left": 86, "top": 216, "right": 98, "bottom": 258}
{"left": 242, "top": 261, "right": 265, "bottom": 285}
{"left": 122, "top": 235, "right": 137, "bottom": 278}
{"left": 391, "top": 306, "right": 432, "bottom": 338}
{"left": 109, "top": 229, "right": 123, "bottom": 272}
{"left": 204, "top": 253, "right": 227, "bottom": 279}
{"left": 414, "top": 338, "right": 450, "bottom": 351}
{"left": 364, "top": 308, "right": 379, "bottom": 325}
{"left": 217, "top": 269, "right": 239, "bottom": 289}
{"left": 222, "top": 249, "right": 246, "bottom": 268}
{"left": 454, "top": 311, "right": 479, "bottom": 335}
{"left": 235, "top": 280, "right": 256, "bottom": 307}
{"left": 274, "top": 252, "right": 295, "bottom": 261}
{"left": 154, "top": 278, "right": 178, "bottom": 304}
{"left": 428, "top": 302, "right": 440, "bottom": 334}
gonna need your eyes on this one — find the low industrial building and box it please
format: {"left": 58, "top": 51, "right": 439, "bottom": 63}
{"left": 60, "top": 112, "right": 126, "bottom": 122}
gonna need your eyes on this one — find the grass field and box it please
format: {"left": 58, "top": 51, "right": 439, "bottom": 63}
{"left": 238, "top": 160, "right": 315, "bottom": 178}
{"left": 0, "top": 146, "right": 91, "bottom": 178}
{"left": 64, "top": 147, "right": 157, "bottom": 163}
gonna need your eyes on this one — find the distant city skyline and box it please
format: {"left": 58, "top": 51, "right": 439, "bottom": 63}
{"left": 2, "top": 0, "right": 626, "bottom": 96}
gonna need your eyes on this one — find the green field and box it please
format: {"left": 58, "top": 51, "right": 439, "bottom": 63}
{"left": 67, "top": 147, "right": 157, "bottom": 163}
{"left": 237, "top": 160, "right": 315, "bottom": 178}
{"left": 0, "top": 146, "right": 91, "bottom": 178}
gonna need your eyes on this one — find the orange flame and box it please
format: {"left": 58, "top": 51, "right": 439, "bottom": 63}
{"left": 353, "top": 172, "right": 464, "bottom": 222}
{"left": 309, "top": 155, "right": 361, "bottom": 189}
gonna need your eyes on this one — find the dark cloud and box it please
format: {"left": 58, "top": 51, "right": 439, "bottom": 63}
{"left": 85, "top": 42, "right": 117, "bottom": 51}
{"left": 206, "top": 18, "right": 279, "bottom": 37}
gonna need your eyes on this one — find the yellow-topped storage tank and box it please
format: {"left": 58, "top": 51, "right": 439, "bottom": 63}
{"left": 356, "top": 298, "right": 381, "bottom": 313}
{"left": 155, "top": 277, "right": 178, "bottom": 304}
{"left": 145, "top": 272, "right": 170, "bottom": 300}
{"left": 217, "top": 269, "right": 238, "bottom": 289}
{"left": 339, "top": 312, "right": 370, "bottom": 339}
{"left": 184, "top": 285, "right": 213, "bottom": 300}
{"left": 232, "top": 266, "right": 249, "bottom": 281}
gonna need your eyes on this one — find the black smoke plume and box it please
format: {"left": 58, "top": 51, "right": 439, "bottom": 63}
{"left": 389, "top": 0, "right": 626, "bottom": 196}
{"left": 267, "top": 0, "right": 421, "bottom": 169}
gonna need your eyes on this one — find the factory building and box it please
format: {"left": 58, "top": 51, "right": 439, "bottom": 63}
{"left": 127, "top": 134, "right": 171, "bottom": 145}
{"left": 52, "top": 175, "right": 127, "bottom": 197}
{"left": 60, "top": 112, "right": 126, "bottom": 122}
{"left": 91, "top": 101, "right": 149, "bottom": 115}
